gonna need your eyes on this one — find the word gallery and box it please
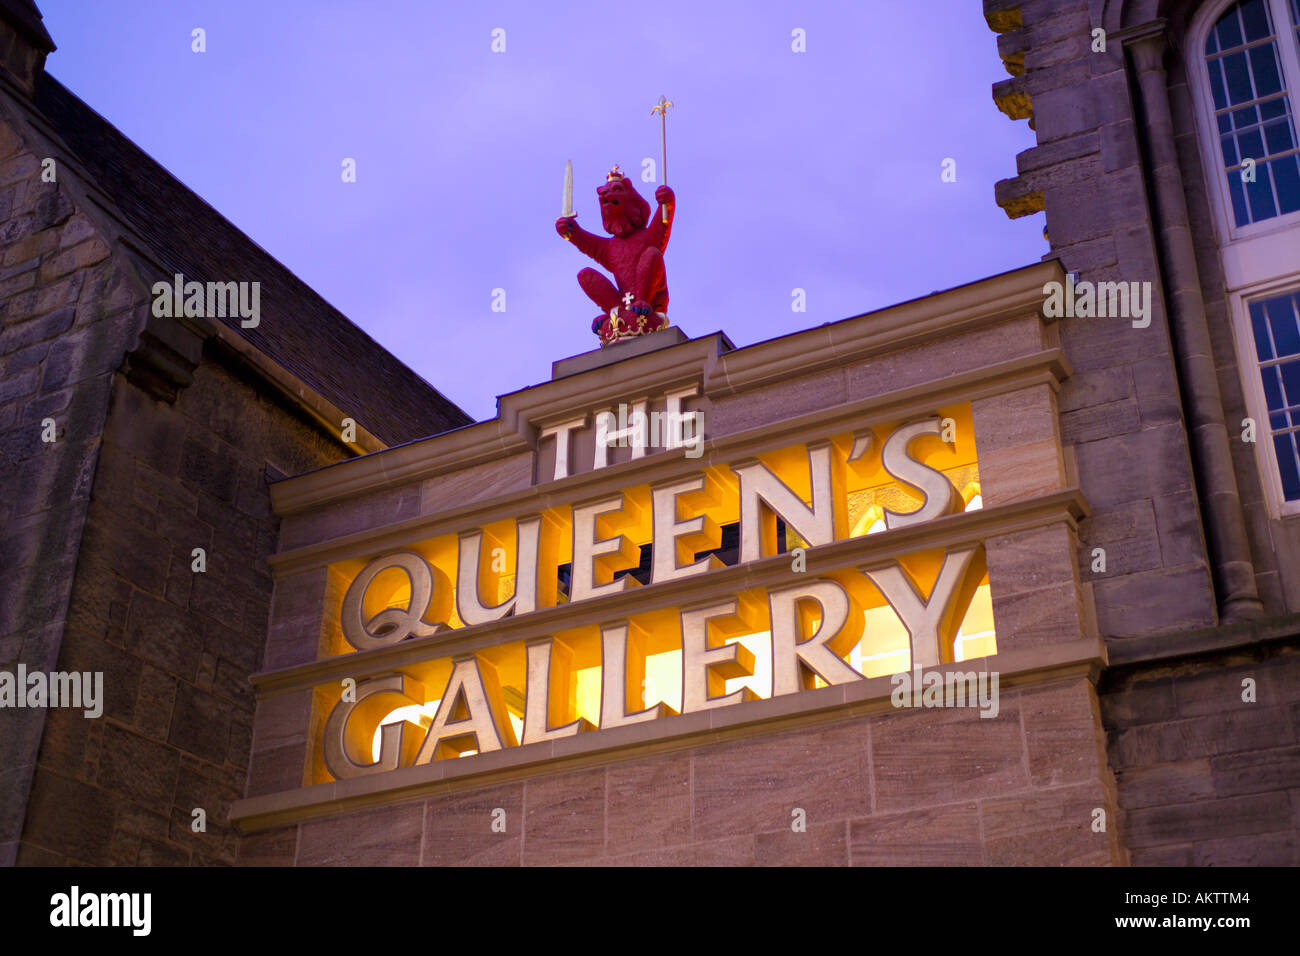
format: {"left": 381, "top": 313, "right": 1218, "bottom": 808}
{"left": 321, "top": 406, "right": 995, "bottom": 779}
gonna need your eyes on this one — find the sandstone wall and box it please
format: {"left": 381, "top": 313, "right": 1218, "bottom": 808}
{"left": 0, "top": 99, "right": 352, "bottom": 864}
{"left": 987, "top": 0, "right": 1300, "bottom": 865}
{"left": 0, "top": 111, "right": 144, "bottom": 865}
{"left": 1101, "top": 639, "right": 1300, "bottom": 864}
{"left": 242, "top": 678, "right": 1121, "bottom": 866}
{"left": 15, "top": 356, "right": 340, "bottom": 864}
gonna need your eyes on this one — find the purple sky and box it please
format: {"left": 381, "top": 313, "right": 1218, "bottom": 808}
{"left": 40, "top": 0, "right": 1045, "bottom": 422}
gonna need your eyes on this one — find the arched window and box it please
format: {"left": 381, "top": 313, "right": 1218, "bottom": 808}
{"left": 1190, "top": 0, "right": 1300, "bottom": 515}
{"left": 1202, "top": 0, "right": 1300, "bottom": 228}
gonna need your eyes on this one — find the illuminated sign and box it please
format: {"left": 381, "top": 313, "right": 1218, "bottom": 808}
{"left": 318, "top": 402, "right": 996, "bottom": 780}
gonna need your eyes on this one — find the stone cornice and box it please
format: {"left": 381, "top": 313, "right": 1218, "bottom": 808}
{"left": 268, "top": 347, "right": 1072, "bottom": 568}
{"left": 271, "top": 417, "right": 528, "bottom": 518}
{"left": 269, "top": 259, "right": 1067, "bottom": 519}
{"left": 706, "top": 260, "right": 1062, "bottom": 396}
{"left": 511, "top": 333, "right": 726, "bottom": 429}
{"left": 254, "top": 486, "right": 1089, "bottom": 697}
{"left": 1105, "top": 611, "right": 1300, "bottom": 669}
{"left": 205, "top": 321, "right": 385, "bottom": 455}
{"left": 1110, "top": 17, "right": 1168, "bottom": 50}
{"left": 230, "top": 631, "right": 1105, "bottom": 833}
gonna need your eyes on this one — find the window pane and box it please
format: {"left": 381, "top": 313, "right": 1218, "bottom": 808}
{"left": 1238, "top": 126, "right": 1266, "bottom": 159}
{"left": 1246, "top": 162, "right": 1279, "bottom": 219}
{"left": 1224, "top": 51, "right": 1255, "bottom": 103}
{"left": 1242, "top": 0, "right": 1272, "bottom": 40}
{"left": 1249, "top": 43, "right": 1283, "bottom": 95}
{"left": 1274, "top": 432, "right": 1300, "bottom": 499}
{"left": 1229, "top": 173, "right": 1251, "bottom": 224}
{"left": 1267, "top": 293, "right": 1300, "bottom": 355}
{"left": 1218, "top": 7, "right": 1246, "bottom": 49}
{"left": 1222, "top": 133, "right": 1240, "bottom": 166}
{"left": 1251, "top": 300, "right": 1274, "bottom": 360}
{"left": 1233, "top": 104, "right": 1260, "bottom": 128}
{"left": 1263, "top": 118, "right": 1296, "bottom": 153}
{"left": 1209, "top": 57, "right": 1229, "bottom": 110}
{"left": 1263, "top": 364, "right": 1286, "bottom": 410}
{"left": 1281, "top": 361, "right": 1300, "bottom": 404}
{"left": 1275, "top": 154, "right": 1300, "bottom": 213}
{"left": 1262, "top": 98, "right": 1286, "bottom": 120}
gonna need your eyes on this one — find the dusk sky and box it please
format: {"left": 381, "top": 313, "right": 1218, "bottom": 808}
{"left": 40, "top": 0, "right": 1047, "bottom": 422}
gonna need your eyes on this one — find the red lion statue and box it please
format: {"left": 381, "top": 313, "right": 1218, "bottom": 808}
{"left": 555, "top": 165, "right": 674, "bottom": 346}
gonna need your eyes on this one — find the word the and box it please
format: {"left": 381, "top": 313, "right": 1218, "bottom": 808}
{"left": 539, "top": 384, "right": 702, "bottom": 478}
{"left": 596, "top": 401, "right": 703, "bottom": 459}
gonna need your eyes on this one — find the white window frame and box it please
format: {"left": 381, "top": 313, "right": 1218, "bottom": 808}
{"left": 1227, "top": 279, "right": 1300, "bottom": 516}
{"left": 1188, "top": 0, "right": 1300, "bottom": 264}
{"left": 1187, "top": 0, "right": 1300, "bottom": 517}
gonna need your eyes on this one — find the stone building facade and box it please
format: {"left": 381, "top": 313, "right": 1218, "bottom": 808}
{"left": 2, "top": 0, "right": 1298, "bottom": 867}
{"left": 0, "top": 0, "right": 470, "bottom": 865}
{"left": 234, "top": 268, "right": 1129, "bottom": 866}
{"left": 986, "top": 0, "right": 1300, "bottom": 863}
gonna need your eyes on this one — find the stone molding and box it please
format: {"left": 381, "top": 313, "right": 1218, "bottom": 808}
{"left": 268, "top": 349, "right": 1070, "bottom": 570}
{"left": 254, "top": 487, "right": 1089, "bottom": 698}
{"left": 231, "top": 637, "right": 1105, "bottom": 833}
{"left": 269, "top": 259, "right": 1068, "bottom": 520}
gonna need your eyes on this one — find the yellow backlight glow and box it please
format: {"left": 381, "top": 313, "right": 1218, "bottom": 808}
{"left": 372, "top": 574, "right": 997, "bottom": 761}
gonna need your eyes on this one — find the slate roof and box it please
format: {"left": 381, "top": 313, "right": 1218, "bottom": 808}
{"left": 26, "top": 70, "right": 474, "bottom": 444}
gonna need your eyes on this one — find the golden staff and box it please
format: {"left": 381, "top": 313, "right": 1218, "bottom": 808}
{"left": 651, "top": 95, "right": 673, "bottom": 223}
